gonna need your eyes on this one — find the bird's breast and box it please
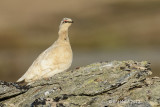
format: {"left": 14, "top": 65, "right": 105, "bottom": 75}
{"left": 50, "top": 44, "right": 72, "bottom": 66}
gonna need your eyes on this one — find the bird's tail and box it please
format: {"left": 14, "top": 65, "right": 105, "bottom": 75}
{"left": 16, "top": 79, "right": 26, "bottom": 84}
{"left": 16, "top": 75, "right": 25, "bottom": 83}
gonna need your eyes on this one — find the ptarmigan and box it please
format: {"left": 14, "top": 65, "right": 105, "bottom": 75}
{"left": 17, "top": 18, "right": 73, "bottom": 83}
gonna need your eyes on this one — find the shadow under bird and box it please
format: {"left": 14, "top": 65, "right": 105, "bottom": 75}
{"left": 17, "top": 18, "right": 73, "bottom": 83}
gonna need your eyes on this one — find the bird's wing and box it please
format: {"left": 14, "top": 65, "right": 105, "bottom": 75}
{"left": 17, "top": 45, "right": 57, "bottom": 82}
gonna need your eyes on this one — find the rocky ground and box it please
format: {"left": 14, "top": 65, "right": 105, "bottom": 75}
{"left": 0, "top": 60, "right": 160, "bottom": 107}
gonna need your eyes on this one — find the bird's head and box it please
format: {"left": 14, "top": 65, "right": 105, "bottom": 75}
{"left": 59, "top": 18, "right": 73, "bottom": 29}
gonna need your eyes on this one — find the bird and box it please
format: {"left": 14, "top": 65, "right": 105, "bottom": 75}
{"left": 17, "top": 17, "right": 73, "bottom": 83}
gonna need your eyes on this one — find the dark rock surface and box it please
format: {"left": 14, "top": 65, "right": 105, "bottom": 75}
{"left": 0, "top": 81, "right": 29, "bottom": 101}
{"left": 0, "top": 60, "right": 160, "bottom": 107}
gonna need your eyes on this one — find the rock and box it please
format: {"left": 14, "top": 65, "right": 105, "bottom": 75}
{"left": 0, "top": 60, "right": 160, "bottom": 107}
{"left": 0, "top": 81, "right": 29, "bottom": 100}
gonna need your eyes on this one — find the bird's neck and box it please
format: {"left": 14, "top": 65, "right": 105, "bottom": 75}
{"left": 58, "top": 27, "right": 69, "bottom": 42}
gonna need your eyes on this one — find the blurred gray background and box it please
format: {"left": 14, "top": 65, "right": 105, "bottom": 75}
{"left": 0, "top": 0, "right": 160, "bottom": 82}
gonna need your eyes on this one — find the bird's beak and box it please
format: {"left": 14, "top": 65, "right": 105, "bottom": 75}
{"left": 67, "top": 21, "right": 74, "bottom": 23}
{"left": 63, "top": 20, "right": 74, "bottom": 23}
{"left": 70, "top": 21, "right": 74, "bottom": 23}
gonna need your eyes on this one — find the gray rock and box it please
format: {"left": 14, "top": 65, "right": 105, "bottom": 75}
{"left": 0, "top": 81, "right": 29, "bottom": 100}
{"left": 0, "top": 60, "right": 160, "bottom": 107}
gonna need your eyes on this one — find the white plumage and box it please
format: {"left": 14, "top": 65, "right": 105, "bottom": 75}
{"left": 17, "top": 18, "right": 73, "bottom": 83}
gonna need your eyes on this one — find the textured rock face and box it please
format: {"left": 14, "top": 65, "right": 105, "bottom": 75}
{"left": 0, "top": 60, "right": 160, "bottom": 107}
